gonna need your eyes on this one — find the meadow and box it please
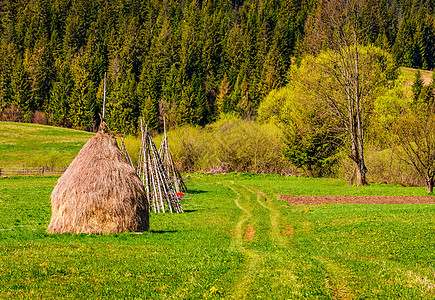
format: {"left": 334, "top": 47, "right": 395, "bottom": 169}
{"left": 1, "top": 173, "right": 435, "bottom": 299}
{"left": 0, "top": 122, "right": 93, "bottom": 168}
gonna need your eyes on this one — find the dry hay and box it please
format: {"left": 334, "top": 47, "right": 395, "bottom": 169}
{"left": 278, "top": 194, "right": 435, "bottom": 206}
{"left": 48, "top": 132, "right": 149, "bottom": 234}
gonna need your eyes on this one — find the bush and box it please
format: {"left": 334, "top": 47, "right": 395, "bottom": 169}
{"left": 145, "top": 115, "right": 296, "bottom": 175}
{"left": 1, "top": 105, "right": 22, "bottom": 122}
{"left": 335, "top": 145, "right": 423, "bottom": 186}
{"left": 33, "top": 110, "right": 48, "bottom": 125}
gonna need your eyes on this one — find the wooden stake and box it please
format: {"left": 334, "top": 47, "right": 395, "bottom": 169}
{"left": 137, "top": 117, "right": 183, "bottom": 213}
{"left": 102, "top": 72, "right": 107, "bottom": 120}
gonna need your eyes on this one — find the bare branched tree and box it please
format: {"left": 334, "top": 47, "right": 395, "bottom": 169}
{"left": 393, "top": 99, "right": 435, "bottom": 194}
{"left": 302, "top": 0, "right": 387, "bottom": 186}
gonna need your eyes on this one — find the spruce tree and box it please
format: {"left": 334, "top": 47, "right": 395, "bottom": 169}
{"left": 49, "top": 63, "right": 73, "bottom": 126}
{"left": 11, "top": 58, "right": 31, "bottom": 121}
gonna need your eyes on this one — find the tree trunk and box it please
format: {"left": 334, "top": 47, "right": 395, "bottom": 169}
{"left": 348, "top": 166, "right": 356, "bottom": 186}
{"left": 353, "top": 29, "right": 368, "bottom": 187}
{"left": 426, "top": 177, "right": 434, "bottom": 194}
{"left": 354, "top": 160, "right": 367, "bottom": 186}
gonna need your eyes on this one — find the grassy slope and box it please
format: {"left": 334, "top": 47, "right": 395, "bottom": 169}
{"left": 0, "top": 122, "right": 94, "bottom": 168}
{"left": 1, "top": 174, "right": 434, "bottom": 299}
{"left": 400, "top": 67, "right": 434, "bottom": 86}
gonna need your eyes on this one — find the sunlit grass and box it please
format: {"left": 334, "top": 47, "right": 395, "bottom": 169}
{"left": 401, "top": 67, "right": 434, "bottom": 85}
{"left": 0, "top": 122, "right": 93, "bottom": 168}
{"left": 1, "top": 174, "right": 435, "bottom": 299}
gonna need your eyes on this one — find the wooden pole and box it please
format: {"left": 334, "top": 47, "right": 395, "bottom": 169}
{"left": 137, "top": 118, "right": 183, "bottom": 213}
{"left": 102, "top": 72, "right": 107, "bottom": 120}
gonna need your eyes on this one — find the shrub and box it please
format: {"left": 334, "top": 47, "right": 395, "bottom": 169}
{"left": 1, "top": 105, "right": 22, "bottom": 122}
{"left": 152, "top": 115, "right": 296, "bottom": 175}
{"left": 33, "top": 110, "right": 48, "bottom": 125}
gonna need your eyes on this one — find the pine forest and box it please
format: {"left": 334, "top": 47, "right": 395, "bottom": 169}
{"left": 1, "top": 0, "right": 434, "bottom": 133}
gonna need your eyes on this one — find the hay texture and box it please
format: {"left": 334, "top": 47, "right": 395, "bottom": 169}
{"left": 48, "top": 132, "right": 149, "bottom": 234}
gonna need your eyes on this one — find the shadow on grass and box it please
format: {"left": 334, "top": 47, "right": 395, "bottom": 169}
{"left": 186, "top": 189, "right": 206, "bottom": 195}
{"left": 182, "top": 209, "right": 197, "bottom": 213}
{"left": 150, "top": 230, "right": 178, "bottom": 234}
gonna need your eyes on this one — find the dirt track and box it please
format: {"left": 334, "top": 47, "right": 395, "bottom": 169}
{"left": 277, "top": 194, "right": 435, "bottom": 205}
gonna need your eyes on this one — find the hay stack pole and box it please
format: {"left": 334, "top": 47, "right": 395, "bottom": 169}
{"left": 120, "top": 134, "right": 135, "bottom": 170}
{"left": 158, "top": 117, "right": 188, "bottom": 193}
{"left": 137, "top": 118, "right": 183, "bottom": 213}
{"left": 48, "top": 73, "right": 149, "bottom": 234}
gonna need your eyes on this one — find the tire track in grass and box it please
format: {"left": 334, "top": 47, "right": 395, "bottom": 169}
{"left": 228, "top": 184, "right": 252, "bottom": 252}
{"left": 226, "top": 183, "right": 301, "bottom": 298}
{"left": 242, "top": 185, "right": 300, "bottom": 295}
{"left": 226, "top": 183, "right": 264, "bottom": 299}
{"left": 245, "top": 185, "right": 362, "bottom": 298}
{"left": 227, "top": 183, "right": 365, "bottom": 298}
{"left": 313, "top": 257, "right": 358, "bottom": 300}
{"left": 244, "top": 185, "right": 289, "bottom": 249}
{"left": 246, "top": 184, "right": 363, "bottom": 299}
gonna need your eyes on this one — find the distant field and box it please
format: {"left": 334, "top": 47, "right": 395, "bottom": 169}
{"left": 401, "top": 67, "right": 434, "bottom": 85}
{"left": 1, "top": 173, "right": 434, "bottom": 299}
{"left": 0, "top": 122, "right": 94, "bottom": 168}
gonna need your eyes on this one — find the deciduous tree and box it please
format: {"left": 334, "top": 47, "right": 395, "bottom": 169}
{"left": 392, "top": 96, "right": 435, "bottom": 194}
{"left": 303, "top": 0, "right": 397, "bottom": 185}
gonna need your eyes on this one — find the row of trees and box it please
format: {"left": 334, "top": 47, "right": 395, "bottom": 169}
{"left": 1, "top": 0, "right": 435, "bottom": 133}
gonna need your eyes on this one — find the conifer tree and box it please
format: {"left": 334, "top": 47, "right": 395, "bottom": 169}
{"left": 216, "top": 73, "right": 231, "bottom": 114}
{"left": 49, "top": 63, "right": 73, "bottom": 126}
{"left": 0, "top": 43, "right": 15, "bottom": 115}
{"left": 11, "top": 58, "right": 31, "bottom": 121}
{"left": 177, "top": 82, "right": 196, "bottom": 125}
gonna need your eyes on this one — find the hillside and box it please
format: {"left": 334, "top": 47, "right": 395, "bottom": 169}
{"left": 401, "top": 67, "right": 434, "bottom": 86}
{"left": 0, "top": 122, "right": 93, "bottom": 168}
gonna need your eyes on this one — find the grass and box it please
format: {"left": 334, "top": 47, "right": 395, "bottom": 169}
{"left": 1, "top": 173, "right": 435, "bottom": 299}
{"left": 400, "top": 67, "right": 434, "bottom": 86}
{"left": 0, "top": 122, "right": 94, "bottom": 168}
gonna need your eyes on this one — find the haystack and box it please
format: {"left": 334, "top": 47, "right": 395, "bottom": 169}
{"left": 48, "top": 130, "right": 149, "bottom": 234}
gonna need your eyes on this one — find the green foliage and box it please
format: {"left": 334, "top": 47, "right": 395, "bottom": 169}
{"left": 283, "top": 128, "right": 341, "bottom": 178}
{"left": 10, "top": 58, "right": 31, "bottom": 121}
{"left": 372, "top": 67, "right": 435, "bottom": 192}
{"left": 0, "top": 0, "right": 434, "bottom": 132}
{"left": 260, "top": 45, "right": 397, "bottom": 179}
{"left": 49, "top": 63, "right": 73, "bottom": 127}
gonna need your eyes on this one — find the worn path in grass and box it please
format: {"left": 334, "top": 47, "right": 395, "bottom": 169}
{"left": 224, "top": 181, "right": 361, "bottom": 299}
{"left": 224, "top": 181, "right": 302, "bottom": 298}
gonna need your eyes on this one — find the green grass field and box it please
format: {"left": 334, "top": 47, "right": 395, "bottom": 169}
{"left": 0, "top": 122, "right": 93, "bottom": 168}
{"left": 1, "top": 174, "right": 435, "bottom": 299}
